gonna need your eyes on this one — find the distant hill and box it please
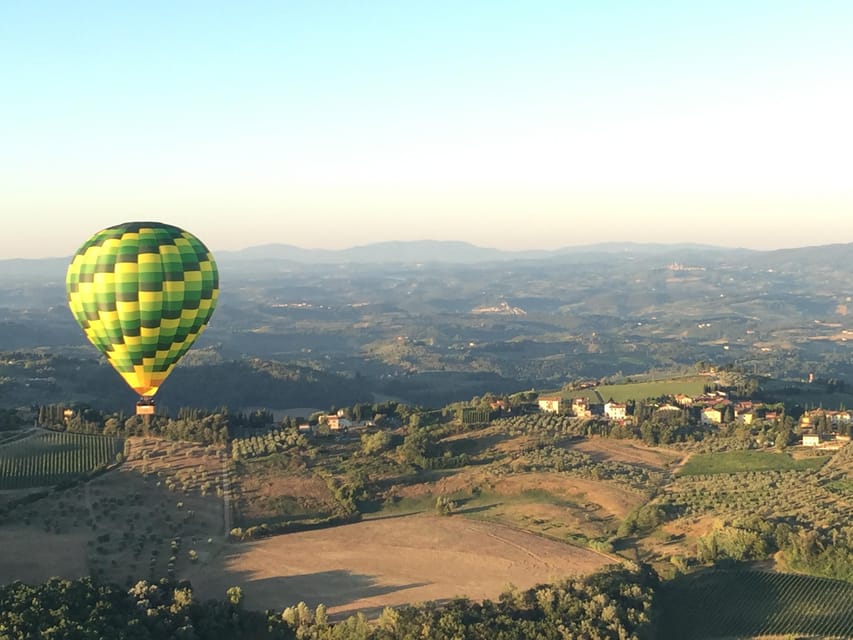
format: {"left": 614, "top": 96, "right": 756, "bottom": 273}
{"left": 747, "top": 242, "right": 853, "bottom": 270}
{"left": 216, "top": 240, "right": 765, "bottom": 265}
{"left": 5, "top": 240, "right": 849, "bottom": 268}
{"left": 0, "top": 257, "right": 70, "bottom": 284}
{"left": 216, "top": 240, "right": 543, "bottom": 264}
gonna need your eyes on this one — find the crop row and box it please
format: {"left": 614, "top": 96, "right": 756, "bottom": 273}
{"left": 661, "top": 570, "right": 853, "bottom": 639}
{"left": 0, "top": 431, "right": 123, "bottom": 489}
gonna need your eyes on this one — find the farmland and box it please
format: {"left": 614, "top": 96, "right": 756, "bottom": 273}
{"left": 0, "top": 437, "right": 227, "bottom": 588}
{"left": 190, "top": 512, "right": 613, "bottom": 618}
{"left": 540, "top": 374, "right": 711, "bottom": 404}
{"left": 0, "top": 434, "right": 617, "bottom": 621}
{"left": 644, "top": 443, "right": 853, "bottom": 580}
{"left": 677, "top": 449, "right": 830, "bottom": 476}
{"left": 594, "top": 376, "right": 709, "bottom": 403}
{"left": 658, "top": 569, "right": 853, "bottom": 639}
{"left": 0, "top": 430, "right": 123, "bottom": 489}
{"left": 0, "top": 401, "right": 850, "bottom": 633}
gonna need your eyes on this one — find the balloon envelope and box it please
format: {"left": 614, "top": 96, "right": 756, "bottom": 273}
{"left": 66, "top": 221, "right": 219, "bottom": 397}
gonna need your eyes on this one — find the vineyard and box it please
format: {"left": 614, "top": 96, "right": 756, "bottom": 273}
{"left": 658, "top": 569, "right": 853, "bottom": 639}
{"left": 0, "top": 430, "right": 123, "bottom": 489}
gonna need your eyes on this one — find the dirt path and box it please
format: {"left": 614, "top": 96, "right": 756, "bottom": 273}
{"left": 220, "top": 451, "right": 233, "bottom": 536}
{"left": 671, "top": 451, "right": 693, "bottom": 474}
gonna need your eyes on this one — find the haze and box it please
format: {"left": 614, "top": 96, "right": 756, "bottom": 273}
{"left": 2, "top": 1, "right": 851, "bottom": 258}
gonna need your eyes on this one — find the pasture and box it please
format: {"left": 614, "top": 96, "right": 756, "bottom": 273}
{"left": 594, "top": 375, "right": 708, "bottom": 403}
{"left": 539, "top": 374, "right": 709, "bottom": 405}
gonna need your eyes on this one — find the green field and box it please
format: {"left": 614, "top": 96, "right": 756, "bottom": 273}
{"left": 678, "top": 450, "right": 829, "bottom": 475}
{"left": 0, "top": 430, "right": 123, "bottom": 489}
{"left": 593, "top": 376, "right": 708, "bottom": 403}
{"left": 828, "top": 478, "right": 853, "bottom": 496}
{"left": 549, "top": 376, "right": 710, "bottom": 404}
{"left": 658, "top": 569, "right": 853, "bottom": 639}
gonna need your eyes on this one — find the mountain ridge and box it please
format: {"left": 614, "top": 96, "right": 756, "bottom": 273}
{"left": 4, "top": 239, "right": 851, "bottom": 268}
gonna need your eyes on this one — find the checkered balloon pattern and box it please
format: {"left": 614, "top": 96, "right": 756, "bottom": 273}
{"left": 66, "top": 222, "right": 219, "bottom": 397}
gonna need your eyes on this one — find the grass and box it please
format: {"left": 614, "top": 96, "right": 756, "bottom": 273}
{"left": 827, "top": 478, "right": 853, "bottom": 496}
{"left": 368, "top": 483, "right": 614, "bottom": 545}
{"left": 541, "top": 375, "right": 710, "bottom": 404}
{"left": 658, "top": 569, "right": 853, "bottom": 640}
{"left": 449, "top": 488, "right": 616, "bottom": 544}
{"left": 678, "top": 450, "right": 829, "bottom": 476}
{"left": 595, "top": 376, "right": 708, "bottom": 403}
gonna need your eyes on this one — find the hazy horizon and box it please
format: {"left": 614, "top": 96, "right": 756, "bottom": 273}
{"left": 2, "top": 1, "right": 851, "bottom": 258}
{"left": 4, "top": 235, "right": 851, "bottom": 262}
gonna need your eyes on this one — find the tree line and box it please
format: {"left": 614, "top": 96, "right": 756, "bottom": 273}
{"left": 0, "top": 563, "right": 659, "bottom": 639}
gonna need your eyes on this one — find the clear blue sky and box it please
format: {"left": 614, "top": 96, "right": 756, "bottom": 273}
{"left": 2, "top": 1, "right": 851, "bottom": 258}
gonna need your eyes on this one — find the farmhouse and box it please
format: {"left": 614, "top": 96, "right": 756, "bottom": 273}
{"left": 572, "top": 397, "right": 593, "bottom": 418}
{"left": 538, "top": 397, "right": 562, "bottom": 413}
{"left": 324, "top": 414, "right": 352, "bottom": 431}
{"left": 604, "top": 402, "right": 627, "bottom": 421}
{"left": 701, "top": 407, "right": 723, "bottom": 425}
{"left": 802, "top": 434, "right": 823, "bottom": 447}
{"left": 655, "top": 403, "right": 682, "bottom": 414}
{"left": 487, "top": 398, "right": 512, "bottom": 417}
{"left": 800, "top": 409, "right": 853, "bottom": 429}
{"left": 736, "top": 412, "right": 755, "bottom": 425}
{"left": 735, "top": 401, "right": 758, "bottom": 425}
{"left": 674, "top": 394, "right": 694, "bottom": 406}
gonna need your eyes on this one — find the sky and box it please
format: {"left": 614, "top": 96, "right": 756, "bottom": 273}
{"left": 2, "top": 1, "right": 852, "bottom": 258}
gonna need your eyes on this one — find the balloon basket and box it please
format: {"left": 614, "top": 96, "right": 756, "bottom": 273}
{"left": 136, "top": 399, "right": 155, "bottom": 416}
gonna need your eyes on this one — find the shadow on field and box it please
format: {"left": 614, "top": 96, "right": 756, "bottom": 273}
{"left": 360, "top": 511, "right": 424, "bottom": 522}
{"left": 455, "top": 503, "right": 500, "bottom": 515}
{"left": 240, "top": 570, "right": 428, "bottom": 615}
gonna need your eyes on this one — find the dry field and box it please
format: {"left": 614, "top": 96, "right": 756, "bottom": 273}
{"left": 234, "top": 460, "right": 338, "bottom": 527}
{"left": 394, "top": 468, "right": 643, "bottom": 521}
{"left": 0, "top": 437, "right": 227, "bottom": 587}
{"left": 189, "top": 512, "right": 613, "bottom": 618}
{"left": 0, "top": 437, "right": 615, "bottom": 621}
{"left": 385, "top": 467, "right": 644, "bottom": 544}
{"left": 0, "top": 526, "right": 90, "bottom": 584}
{"left": 571, "top": 437, "right": 683, "bottom": 471}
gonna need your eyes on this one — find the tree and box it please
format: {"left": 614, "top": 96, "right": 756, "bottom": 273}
{"left": 226, "top": 585, "right": 243, "bottom": 607}
{"left": 361, "top": 430, "right": 393, "bottom": 455}
{"left": 435, "top": 495, "right": 456, "bottom": 516}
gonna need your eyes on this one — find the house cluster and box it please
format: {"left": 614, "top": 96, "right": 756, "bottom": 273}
{"left": 537, "top": 396, "right": 628, "bottom": 421}
{"left": 675, "top": 393, "right": 781, "bottom": 426}
{"left": 799, "top": 408, "right": 853, "bottom": 448}
{"left": 537, "top": 390, "right": 780, "bottom": 427}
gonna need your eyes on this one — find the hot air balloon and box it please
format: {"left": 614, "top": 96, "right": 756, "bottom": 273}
{"left": 66, "top": 222, "right": 219, "bottom": 414}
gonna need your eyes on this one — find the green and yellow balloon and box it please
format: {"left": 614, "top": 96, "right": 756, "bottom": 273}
{"left": 66, "top": 222, "right": 218, "bottom": 403}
